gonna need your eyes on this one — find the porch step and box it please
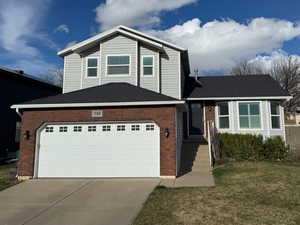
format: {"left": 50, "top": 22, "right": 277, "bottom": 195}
{"left": 191, "top": 144, "right": 211, "bottom": 172}
{"left": 183, "top": 136, "right": 208, "bottom": 144}
{"left": 175, "top": 137, "right": 215, "bottom": 187}
{"left": 179, "top": 138, "right": 212, "bottom": 176}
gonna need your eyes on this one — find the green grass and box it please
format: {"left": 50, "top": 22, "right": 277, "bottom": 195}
{"left": 133, "top": 162, "right": 300, "bottom": 225}
{"left": 0, "top": 163, "right": 19, "bottom": 191}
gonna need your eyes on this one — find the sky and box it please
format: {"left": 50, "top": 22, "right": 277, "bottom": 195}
{"left": 1, "top": 0, "right": 300, "bottom": 80}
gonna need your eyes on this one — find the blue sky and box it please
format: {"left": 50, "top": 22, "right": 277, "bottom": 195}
{"left": 1, "top": 0, "right": 300, "bottom": 80}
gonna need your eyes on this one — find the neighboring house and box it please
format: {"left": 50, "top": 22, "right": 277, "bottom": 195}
{"left": 0, "top": 67, "right": 61, "bottom": 161}
{"left": 11, "top": 26, "right": 290, "bottom": 180}
{"left": 285, "top": 106, "right": 300, "bottom": 126}
{"left": 296, "top": 107, "right": 300, "bottom": 126}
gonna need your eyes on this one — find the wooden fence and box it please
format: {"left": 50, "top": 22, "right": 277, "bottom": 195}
{"left": 286, "top": 126, "right": 300, "bottom": 161}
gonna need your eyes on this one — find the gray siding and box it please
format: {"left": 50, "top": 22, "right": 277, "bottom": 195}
{"left": 181, "top": 58, "right": 185, "bottom": 98}
{"left": 161, "top": 46, "right": 181, "bottom": 99}
{"left": 216, "top": 100, "right": 285, "bottom": 139}
{"left": 63, "top": 53, "right": 82, "bottom": 93}
{"left": 81, "top": 45, "right": 100, "bottom": 89}
{"left": 63, "top": 33, "right": 184, "bottom": 99}
{"left": 139, "top": 44, "right": 159, "bottom": 92}
{"left": 100, "top": 34, "right": 137, "bottom": 85}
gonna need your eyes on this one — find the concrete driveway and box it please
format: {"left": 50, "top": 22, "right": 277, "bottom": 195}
{"left": 0, "top": 179, "right": 159, "bottom": 225}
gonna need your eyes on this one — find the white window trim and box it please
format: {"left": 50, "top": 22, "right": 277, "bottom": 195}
{"left": 269, "top": 101, "right": 282, "bottom": 130}
{"left": 141, "top": 55, "right": 155, "bottom": 77}
{"left": 237, "top": 101, "right": 263, "bottom": 130}
{"left": 85, "top": 57, "right": 99, "bottom": 79}
{"left": 105, "top": 54, "right": 131, "bottom": 77}
{"left": 215, "top": 102, "right": 231, "bottom": 131}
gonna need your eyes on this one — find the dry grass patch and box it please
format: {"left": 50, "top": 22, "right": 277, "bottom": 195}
{"left": 134, "top": 162, "right": 300, "bottom": 225}
{"left": 0, "top": 163, "right": 19, "bottom": 191}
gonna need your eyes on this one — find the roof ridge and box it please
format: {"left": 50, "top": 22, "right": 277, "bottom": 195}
{"left": 58, "top": 25, "right": 186, "bottom": 56}
{"left": 194, "top": 74, "right": 271, "bottom": 78}
{"left": 0, "top": 66, "right": 61, "bottom": 89}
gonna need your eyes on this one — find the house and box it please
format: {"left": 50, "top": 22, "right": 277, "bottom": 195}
{"left": 11, "top": 26, "right": 291, "bottom": 180}
{"left": 285, "top": 106, "right": 300, "bottom": 126}
{"left": 296, "top": 107, "right": 300, "bottom": 126}
{"left": 0, "top": 67, "right": 61, "bottom": 161}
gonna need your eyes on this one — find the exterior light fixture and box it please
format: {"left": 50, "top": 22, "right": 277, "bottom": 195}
{"left": 164, "top": 128, "right": 169, "bottom": 138}
{"left": 23, "top": 130, "right": 30, "bottom": 140}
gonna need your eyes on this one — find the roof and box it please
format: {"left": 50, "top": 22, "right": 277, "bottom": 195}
{"left": 12, "top": 82, "right": 184, "bottom": 109}
{"left": 0, "top": 66, "right": 61, "bottom": 91}
{"left": 58, "top": 25, "right": 186, "bottom": 56}
{"left": 184, "top": 75, "right": 291, "bottom": 100}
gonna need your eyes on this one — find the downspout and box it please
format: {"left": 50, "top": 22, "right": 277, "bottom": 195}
{"left": 14, "top": 107, "right": 22, "bottom": 180}
{"left": 15, "top": 107, "right": 22, "bottom": 117}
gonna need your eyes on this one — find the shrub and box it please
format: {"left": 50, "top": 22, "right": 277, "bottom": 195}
{"left": 263, "top": 136, "right": 289, "bottom": 160}
{"left": 218, "top": 133, "right": 264, "bottom": 160}
{"left": 217, "top": 133, "right": 289, "bottom": 161}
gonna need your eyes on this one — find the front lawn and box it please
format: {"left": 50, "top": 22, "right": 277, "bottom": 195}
{"left": 0, "top": 163, "right": 19, "bottom": 191}
{"left": 134, "top": 162, "right": 300, "bottom": 225}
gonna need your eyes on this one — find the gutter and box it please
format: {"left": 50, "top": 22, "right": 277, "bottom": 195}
{"left": 186, "top": 96, "right": 293, "bottom": 101}
{"left": 11, "top": 100, "right": 186, "bottom": 110}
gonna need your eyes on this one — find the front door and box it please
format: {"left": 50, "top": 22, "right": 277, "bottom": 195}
{"left": 189, "top": 103, "right": 203, "bottom": 135}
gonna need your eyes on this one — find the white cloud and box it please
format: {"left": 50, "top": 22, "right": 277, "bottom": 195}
{"left": 65, "top": 41, "right": 77, "bottom": 48}
{"left": 0, "top": 0, "right": 60, "bottom": 76}
{"left": 6, "top": 59, "right": 57, "bottom": 77}
{"left": 249, "top": 50, "right": 300, "bottom": 71}
{"left": 147, "top": 18, "right": 300, "bottom": 73}
{"left": 95, "top": 0, "right": 197, "bottom": 30}
{"left": 0, "top": 0, "right": 50, "bottom": 57}
{"left": 54, "top": 24, "right": 69, "bottom": 33}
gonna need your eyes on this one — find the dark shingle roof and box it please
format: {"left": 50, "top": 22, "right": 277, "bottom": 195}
{"left": 0, "top": 66, "right": 61, "bottom": 90}
{"left": 20, "top": 82, "right": 179, "bottom": 105}
{"left": 184, "top": 75, "right": 290, "bottom": 99}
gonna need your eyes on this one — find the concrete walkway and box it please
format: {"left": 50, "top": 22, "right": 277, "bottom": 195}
{"left": 161, "top": 142, "right": 215, "bottom": 187}
{"left": 0, "top": 179, "right": 159, "bottom": 225}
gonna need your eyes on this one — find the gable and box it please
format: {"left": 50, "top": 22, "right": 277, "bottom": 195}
{"left": 58, "top": 26, "right": 186, "bottom": 57}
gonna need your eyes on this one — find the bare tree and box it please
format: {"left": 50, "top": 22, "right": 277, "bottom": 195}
{"left": 231, "top": 60, "right": 265, "bottom": 76}
{"left": 270, "top": 56, "right": 300, "bottom": 113}
{"left": 43, "top": 68, "right": 63, "bottom": 87}
{"left": 231, "top": 56, "right": 300, "bottom": 113}
{"left": 52, "top": 68, "right": 63, "bottom": 87}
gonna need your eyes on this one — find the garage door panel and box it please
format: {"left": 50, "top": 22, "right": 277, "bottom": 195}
{"left": 37, "top": 123, "right": 160, "bottom": 178}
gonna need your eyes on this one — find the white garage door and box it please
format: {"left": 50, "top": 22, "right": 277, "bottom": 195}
{"left": 36, "top": 122, "right": 160, "bottom": 178}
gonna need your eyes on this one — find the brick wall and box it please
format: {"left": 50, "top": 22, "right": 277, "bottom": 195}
{"left": 204, "top": 101, "right": 215, "bottom": 138}
{"left": 19, "top": 105, "right": 177, "bottom": 177}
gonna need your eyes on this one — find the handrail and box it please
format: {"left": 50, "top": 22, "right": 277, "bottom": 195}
{"left": 207, "top": 121, "right": 212, "bottom": 167}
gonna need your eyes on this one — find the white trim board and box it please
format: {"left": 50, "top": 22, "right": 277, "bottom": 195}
{"left": 186, "top": 96, "right": 292, "bottom": 100}
{"left": 118, "top": 25, "right": 187, "bottom": 51}
{"left": 105, "top": 54, "right": 131, "bottom": 77}
{"left": 11, "top": 101, "right": 185, "bottom": 109}
{"left": 58, "top": 27, "right": 165, "bottom": 56}
{"left": 236, "top": 101, "right": 264, "bottom": 131}
{"left": 85, "top": 57, "right": 100, "bottom": 79}
{"left": 141, "top": 55, "right": 155, "bottom": 77}
{"left": 215, "top": 102, "right": 232, "bottom": 131}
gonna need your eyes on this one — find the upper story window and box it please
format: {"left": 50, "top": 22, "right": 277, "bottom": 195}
{"left": 107, "top": 55, "right": 130, "bottom": 76}
{"left": 142, "top": 56, "right": 154, "bottom": 76}
{"left": 217, "top": 102, "right": 230, "bottom": 129}
{"left": 270, "top": 102, "right": 281, "bottom": 129}
{"left": 238, "top": 102, "right": 261, "bottom": 129}
{"left": 86, "top": 58, "right": 98, "bottom": 77}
